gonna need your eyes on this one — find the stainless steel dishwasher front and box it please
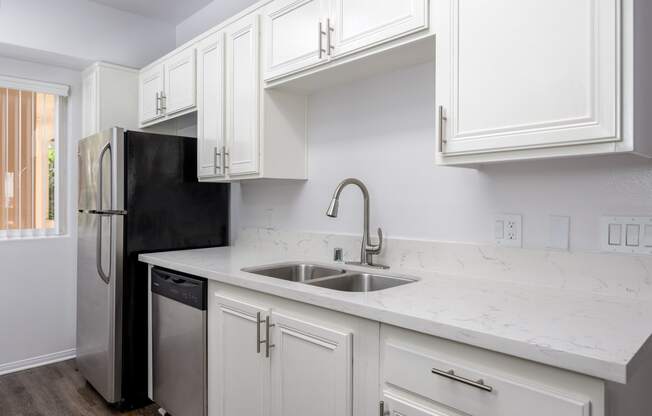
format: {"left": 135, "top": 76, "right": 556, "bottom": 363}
{"left": 151, "top": 267, "right": 207, "bottom": 416}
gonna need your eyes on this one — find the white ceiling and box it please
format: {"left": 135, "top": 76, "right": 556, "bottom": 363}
{"left": 87, "top": 0, "right": 214, "bottom": 23}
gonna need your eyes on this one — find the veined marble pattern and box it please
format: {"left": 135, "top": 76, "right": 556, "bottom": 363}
{"left": 237, "top": 227, "right": 652, "bottom": 300}
{"left": 141, "top": 230, "right": 652, "bottom": 384}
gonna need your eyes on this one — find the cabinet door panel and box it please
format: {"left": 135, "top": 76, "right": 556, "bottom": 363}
{"left": 165, "top": 47, "right": 196, "bottom": 115}
{"left": 264, "top": 0, "right": 330, "bottom": 80}
{"left": 436, "top": 0, "right": 619, "bottom": 154}
{"left": 332, "top": 0, "right": 428, "bottom": 56}
{"left": 211, "top": 294, "right": 270, "bottom": 416}
{"left": 270, "top": 312, "right": 352, "bottom": 416}
{"left": 139, "top": 65, "right": 164, "bottom": 124}
{"left": 197, "top": 33, "right": 226, "bottom": 179}
{"left": 226, "top": 15, "right": 260, "bottom": 176}
{"left": 382, "top": 392, "right": 457, "bottom": 416}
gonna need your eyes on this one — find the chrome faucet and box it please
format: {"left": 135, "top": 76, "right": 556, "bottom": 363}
{"left": 326, "top": 178, "right": 388, "bottom": 269}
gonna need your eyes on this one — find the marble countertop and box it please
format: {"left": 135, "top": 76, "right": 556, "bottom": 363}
{"left": 139, "top": 245, "right": 652, "bottom": 384}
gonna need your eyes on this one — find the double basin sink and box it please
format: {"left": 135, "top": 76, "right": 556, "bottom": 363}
{"left": 241, "top": 262, "right": 417, "bottom": 292}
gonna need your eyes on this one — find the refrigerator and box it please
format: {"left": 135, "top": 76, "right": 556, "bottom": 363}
{"left": 76, "top": 127, "right": 229, "bottom": 408}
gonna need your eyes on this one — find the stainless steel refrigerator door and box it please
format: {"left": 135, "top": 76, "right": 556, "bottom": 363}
{"left": 76, "top": 127, "right": 126, "bottom": 404}
{"left": 77, "top": 128, "right": 125, "bottom": 212}
{"left": 152, "top": 295, "right": 207, "bottom": 416}
{"left": 77, "top": 211, "right": 124, "bottom": 403}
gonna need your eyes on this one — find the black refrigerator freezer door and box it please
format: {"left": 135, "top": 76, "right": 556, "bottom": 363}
{"left": 125, "top": 131, "right": 229, "bottom": 252}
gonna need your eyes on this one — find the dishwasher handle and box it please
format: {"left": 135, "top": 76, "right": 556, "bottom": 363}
{"left": 151, "top": 267, "right": 207, "bottom": 311}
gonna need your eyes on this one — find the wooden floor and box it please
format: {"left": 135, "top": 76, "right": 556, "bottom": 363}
{"left": 0, "top": 360, "right": 160, "bottom": 416}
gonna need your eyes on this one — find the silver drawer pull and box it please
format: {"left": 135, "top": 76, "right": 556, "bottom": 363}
{"left": 431, "top": 368, "right": 493, "bottom": 392}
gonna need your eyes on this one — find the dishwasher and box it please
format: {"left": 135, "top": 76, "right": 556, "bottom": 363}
{"left": 151, "top": 267, "right": 207, "bottom": 416}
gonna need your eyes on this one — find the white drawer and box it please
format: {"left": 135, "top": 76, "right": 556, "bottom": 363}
{"left": 383, "top": 342, "right": 591, "bottom": 416}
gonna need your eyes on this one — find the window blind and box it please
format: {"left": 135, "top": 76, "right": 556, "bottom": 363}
{"left": 0, "top": 76, "right": 67, "bottom": 239}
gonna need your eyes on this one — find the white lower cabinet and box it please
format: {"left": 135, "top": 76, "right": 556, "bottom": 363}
{"left": 212, "top": 295, "right": 270, "bottom": 416}
{"left": 200, "top": 281, "right": 652, "bottom": 416}
{"left": 380, "top": 325, "right": 602, "bottom": 416}
{"left": 208, "top": 282, "right": 379, "bottom": 416}
{"left": 271, "top": 312, "right": 352, "bottom": 416}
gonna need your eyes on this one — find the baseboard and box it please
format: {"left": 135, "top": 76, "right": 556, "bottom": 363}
{"left": 0, "top": 349, "right": 76, "bottom": 376}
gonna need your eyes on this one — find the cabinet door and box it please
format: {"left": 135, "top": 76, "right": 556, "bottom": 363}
{"left": 436, "top": 0, "right": 620, "bottom": 155}
{"left": 331, "top": 0, "right": 428, "bottom": 57}
{"left": 164, "top": 47, "right": 197, "bottom": 116}
{"left": 211, "top": 294, "right": 270, "bottom": 416}
{"left": 139, "top": 65, "right": 164, "bottom": 124}
{"left": 197, "top": 33, "right": 226, "bottom": 179}
{"left": 264, "top": 0, "right": 330, "bottom": 81}
{"left": 270, "top": 311, "right": 352, "bottom": 416}
{"left": 226, "top": 14, "right": 260, "bottom": 177}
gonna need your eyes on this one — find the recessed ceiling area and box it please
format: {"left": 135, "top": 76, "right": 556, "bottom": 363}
{"left": 87, "top": 0, "right": 214, "bottom": 23}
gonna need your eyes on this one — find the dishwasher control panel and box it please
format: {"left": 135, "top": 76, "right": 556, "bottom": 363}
{"left": 151, "top": 267, "right": 207, "bottom": 310}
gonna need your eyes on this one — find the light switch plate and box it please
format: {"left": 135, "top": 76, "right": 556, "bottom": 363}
{"left": 601, "top": 216, "right": 652, "bottom": 254}
{"left": 495, "top": 214, "right": 522, "bottom": 248}
{"left": 548, "top": 215, "right": 570, "bottom": 250}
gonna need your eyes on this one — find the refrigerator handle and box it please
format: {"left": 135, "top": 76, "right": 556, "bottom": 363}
{"left": 96, "top": 142, "right": 113, "bottom": 284}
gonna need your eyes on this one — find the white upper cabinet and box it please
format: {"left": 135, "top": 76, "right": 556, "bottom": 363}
{"left": 226, "top": 14, "right": 261, "bottom": 177}
{"left": 82, "top": 63, "right": 139, "bottom": 137}
{"left": 264, "top": 0, "right": 330, "bottom": 81}
{"left": 164, "top": 46, "right": 197, "bottom": 116}
{"left": 435, "top": 0, "right": 620, "bottom": 161}
{"left": 197, "top": 33, "right": 226, "bottom": 179}
{"left": 331, "top": 0, "right": 428, "bottom": 57}
{"left": 139, "top": 45, "right": 197, "bottom": 126}
{"left": 139, "top": 64, "right": 165, "bottom": 124}
{"left": 263, "top": 0, "right": 430, "bottom": 81}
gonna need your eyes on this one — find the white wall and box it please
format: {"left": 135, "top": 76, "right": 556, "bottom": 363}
{"left": 0, "top": 0, "right": 176, "bottom": 68}
{"left": 0, "top": 56, "right": 81, "bottom": 371}
{"left": 235, "top": 62, "right": 652, "bottom": 252}
{"left": 175, "top": 0, "right": 259, "bottom": 46}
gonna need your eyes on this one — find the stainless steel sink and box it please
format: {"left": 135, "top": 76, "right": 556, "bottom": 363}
{"left": 242, "top": 262, "right": 346, "bottom": 282}
{"left": 308, "top": 273, "right": 416, "bottom": 292}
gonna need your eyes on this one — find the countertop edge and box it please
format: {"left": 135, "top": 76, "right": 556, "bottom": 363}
{"left": 139, "top": 253, "right": 630, "bottom": 384}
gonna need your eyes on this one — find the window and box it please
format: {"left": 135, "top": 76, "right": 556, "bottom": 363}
{"left": 0, "top": 75, "right": 68, "bottom": 238}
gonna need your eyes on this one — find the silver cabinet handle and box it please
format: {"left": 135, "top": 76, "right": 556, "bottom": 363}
{"left": 156, "top": 92, "right": 161, "bottom": 115}
{"left": 379, "top": 400, "right": 385, "bottom": 416}
{"left": 256, "top": 312, "right": 264, "bottom": 354}
{"left": 265, "top": 315, "right": 275, "bottom": 358}
{"left": 223, "top": 147, "right": 230, "bottom": 171}
{"left": 256, "top": 312, "right": 275, "bottom": 357}
{"left": 438, "top": 105, "right": 447, "bottom": 151}
{"left": 431, "top": 368, "right": 493, "bottom": 392}
{"left": 214, "top": 146, "right": 222, "bottom": 175}
{"left": 318, "top": 22, "right": 327, "bottom": 59}
{"left": 326, "top": 18, "right": 335, "bottom": 55}
{"left": 160, "top": 91, "right": 167, "bottom": 111}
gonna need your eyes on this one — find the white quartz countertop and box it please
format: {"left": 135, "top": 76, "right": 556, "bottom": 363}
{"left": 139, "top": 246, "right": 652, "bottom": 384}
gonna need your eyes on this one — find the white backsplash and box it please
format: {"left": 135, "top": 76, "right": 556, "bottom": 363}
{"left": 236, "top": 227, "right": 652, "bottom": 300}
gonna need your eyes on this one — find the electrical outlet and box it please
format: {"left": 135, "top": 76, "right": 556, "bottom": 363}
{"left": 495, "top": 214, "right": 522, "bottom": 247}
